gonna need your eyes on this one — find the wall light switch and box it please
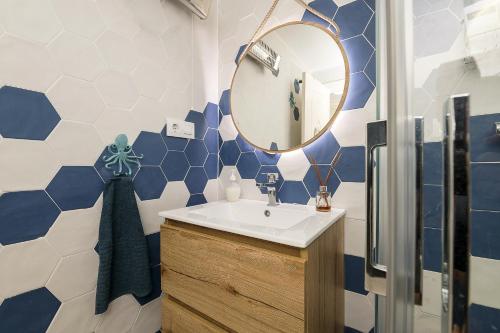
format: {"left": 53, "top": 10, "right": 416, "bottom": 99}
{"left": 166, "top": 118, "right": 195, "bottom": 139}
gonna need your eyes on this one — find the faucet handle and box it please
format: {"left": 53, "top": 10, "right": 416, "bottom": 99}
{"left": 264, "top": 172, "right": 279, "bottom": 183}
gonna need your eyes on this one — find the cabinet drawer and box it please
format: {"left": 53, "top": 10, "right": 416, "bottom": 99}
{"left": 162, "top": 296, "right": 227, "bottom": 333}
{"left": 161, "top": 224, "right": 305, "bottom": 333}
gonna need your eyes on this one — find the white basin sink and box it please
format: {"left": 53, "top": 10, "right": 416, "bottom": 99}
{"left": 159, "top": 199, "right": 345, "bottom": 248}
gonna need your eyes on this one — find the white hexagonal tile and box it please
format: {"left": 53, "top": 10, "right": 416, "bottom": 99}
{"left": 127, "top": 0, "right": 167, "bottom": 35}
{"left": 131, "top": 60, "right": 169, "bottom": 100}
{"left": 203, "top": 179, "right": 219, "bottom": 202}
{"left": 133, "top": 30, "right": 168, "bottom": 67}
{"left": 45, "top": 205, "right": 101, "bottom": 257}
{"left": 94, "top": 107, "right": 141, "bottom": 144}
{"left": 163, "top": 51, "right": 192, "bottom": 93}
{"left": 414, "top": 306, "right": 441, "bottom": 333}
{"left": 414, "top": 10, "right": 462, "bottom": 58}
{"left": 0, "top": 238, "right": 60, "bottom": 298}
{"left": 46, "top": 251, "right": 99, "bottom": 302}
{"left": 138, "top": 181, "right": 190, "bottom": 235}
{"left": 344, "top": 218, "right": 366, "bottom": 258}
{"left": 219, "top": 115, "right": 238, "bottom": 141}
{"left": 95, "top": 0, "right": 140, "bottom": 39}
{"left": 420, "top": 270, "right": 441, "bottom": 316}
{"left": 331, "top": 182, "right": 365, "bottom": 220}
{"left": 48, "top": 32, "right": 106, "bottom": 82}
{"left": 160, "top": 86, "right": 192, "bottom": 121}
{"left": 423, "top": 59, "right": 466, "bottom": 98}
{"left": 47, "top": 77, "right": 105, "bottom": 123}
{"left": 331, "top": 107, "right": 375, "bottom": 147}
{"left": 454, "top": 69, "right": 500, "bottom": 116}
{"left": 0, "top": 0, "right": 62, "bottom": 44}
{"left": 0, "top": 139, "right": 60, "bottom": 191}
{"left": 344, "top": 290, "right": 374, "bottom": 333}
{"left": 0, "top": 35, "right": 61, "bottom": 92}
{"left": 46, "top": 121, "right": 103, "bottom": 165}
{"left": 47, "top": 291, "right": 100, "bottom": 333}
{"left": 240, "top": 179, "right": 267, "bottom": 201}
{"left": 52, "top": 0, "right": 105, "bottom": 39}
{"left": 94, "top": 71, "right": 139, "bottom": 109}
{"left": 131, "top": 97, "right": 166, "bottom": 133}
{"left": 96, "top": 31, "right": 139, "bottom": 74}
{"left": 130, "top": 298, "right": 161, "bottom": 333}
{"left": 95, "top": 295, "right": 140, "bottom": 333}
{"left": 276, "top": 149, "right": 310, "bottom": 181}
{"left": 471, "top": 256, "right": 500, "bottom": 310}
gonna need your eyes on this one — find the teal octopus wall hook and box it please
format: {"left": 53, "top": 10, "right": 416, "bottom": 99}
{"left": 103, "top": 134, "right": 143, "bottom": 176}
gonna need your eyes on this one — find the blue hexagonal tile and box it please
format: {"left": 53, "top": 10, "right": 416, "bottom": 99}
{"left": 343, "top": 72, "right": 374, "bottom": 110}
{"left": 146, "top": 232, "right": 160, "bottom": 267}
{"left": 0, "top": 288, "right": 60, "bottom": 333}
{"left": 364, "top": 14, "right": 375, "bottom": 47}
{"left": 94, "top": 148, "right": 139, "bottom": 183}
{"left": 364, "top": 0, "right": 375, "bottom": 11}
{"left": 0, "top": 191, "right": 60, "bottom": 245}
{"left": 308, "top": 0, "right": 338, "bottom": 18}
{"left": 365, "top": 51, "right": 376, "bottom": 85}
{"left": 255, "top": 150, "right": 281, "bottom": 166}
{"left": 237, "top": 152, "right": 261, "bottom": 179}
{"left": 220, "top": 140, "right": 240, "bottom": 166}
{"left": 334, "top": 0, "right": 373, "bottom": 40}
{"left": 219, "top": 157, "right": 223, "bottom": 176}
{"left": 236, "top": 134, "right": 254, "bottom": 153}
{"left": 161, "top": 151, "right": 190, "bottom": 181}
{"left": 256, "top": 165, "right": 284, "bottom": 194}
{"left": 219, "top": 90, "right": 231, "bottom": 116}
{"left": 132, "top": 131, "right": 167, "bottom": 166}
{"left": 185, "top": 139, "right": 208, "bottom": 167}
{"left": 303, "top": 165, "right": 341, "bottom": 197}
{"left": 345, "top": 254, "right": 369, "bottom": 295}
{"left": 278, "top": 181, "right": 310, "bottom": 204}
{"left": 204, "top": 128, "right": 218, "bottom": 154}
{"left": 335, "top": 146, "right": 366, "bottom": 182}
{"left": 302, "top": 9, "right": 329, "bottom": 27}
{"left": 185, "top": 167, "right": 208, "bottom": 194}
{"left": 134, "top": 265, "right": 161, "bottom": 305}
{"left": 0, "top": 86, "right": 60, "bottom": 140}
{"left": 46, "top": 166, "right": 104, "bottom": 211}
{"left": 185, "top": 110, "right": 208, "bottom": 140}
{"left": 187, "top": 194, "right": 208, "bottom": 207}
{"left": 343, "top": 35, "right": 374, "bottom": 73}
{"left": 204, "top": 154, "right": 218, "bottom": 180}
{"left": 235, "top": 44, "right": 247, "bottom": 64}
{"left": 204, "top": 102, "right": 219, "bottom": 129}
{"left": 161, "top": 126, "right": 188, "bottom": 151}
{"left": 133, "top": 166, "right": 167, "bottom": 200}
{"left": 303, "top": 131, "right": 340, "bottom": 164}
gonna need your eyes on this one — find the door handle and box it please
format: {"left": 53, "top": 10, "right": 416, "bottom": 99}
{"left": 414, "top": 117, "right": 424, "bottom": 306}
{"left": 442, "top": 94, "right": 471, "bottom": 333}
{"left": 365, "top": 120, "right": 387, "bottom": 295}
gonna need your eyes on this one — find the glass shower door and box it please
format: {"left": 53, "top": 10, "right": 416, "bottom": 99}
{"left": 369, "top": 0, "right": 500, "bottom": 332}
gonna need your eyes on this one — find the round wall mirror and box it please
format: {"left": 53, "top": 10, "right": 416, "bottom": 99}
{"left": 230, "top": 21, "right": 349, "bottom": 153}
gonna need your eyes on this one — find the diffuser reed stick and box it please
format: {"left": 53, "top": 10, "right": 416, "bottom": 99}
{"left": 306, "top": 150, "right": 343, "bottom": 186}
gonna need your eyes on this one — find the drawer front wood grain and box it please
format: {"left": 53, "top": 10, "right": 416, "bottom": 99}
{"left": 162, "top": 297, "right": 227, "bottom": 333}
{"left": 161, "top": 225, "right": 305, "bottom": 332}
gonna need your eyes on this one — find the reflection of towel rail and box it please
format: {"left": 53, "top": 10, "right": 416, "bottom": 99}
{"left": 248, "top": 40, "right": 281, "bottom": 77}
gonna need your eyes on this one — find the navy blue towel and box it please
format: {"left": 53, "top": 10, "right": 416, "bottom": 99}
{"left": 95, "top": 176, "right": 152, "bottom": 314}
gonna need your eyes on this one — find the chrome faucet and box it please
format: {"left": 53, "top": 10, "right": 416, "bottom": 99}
{"left": 256, "top": 173, "right": 279, "bottom": 206}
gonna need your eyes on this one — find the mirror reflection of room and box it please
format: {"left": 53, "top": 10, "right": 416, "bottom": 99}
{"left": 231, "top": 22, "right": 348, "bottom": 152}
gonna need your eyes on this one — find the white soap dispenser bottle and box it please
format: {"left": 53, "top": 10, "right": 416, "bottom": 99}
{"left": 225, "top": 170, "right": 241, "bottom": 202}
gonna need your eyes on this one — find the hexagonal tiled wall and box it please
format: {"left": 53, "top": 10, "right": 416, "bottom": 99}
{"left": 217, "top": 1, "right": 375, "bottom": 331}
{"left": 0, "top": 0, "right": 218, "bottom": 331}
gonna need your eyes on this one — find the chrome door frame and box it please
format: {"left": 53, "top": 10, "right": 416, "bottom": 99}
{"left": 384, "top": 0, "right": 416, "bottom": 331}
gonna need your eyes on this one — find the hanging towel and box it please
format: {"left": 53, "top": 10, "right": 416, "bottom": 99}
{"left": 95, "top": 176, "right": 152, "bottom": 314}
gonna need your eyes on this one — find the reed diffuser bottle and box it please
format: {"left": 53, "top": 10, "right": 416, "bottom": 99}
{"left": 307, "top": 151, "right": 342, "bottom": 212}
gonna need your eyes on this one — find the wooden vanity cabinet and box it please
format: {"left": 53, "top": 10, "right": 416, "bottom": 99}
{"left": 160, "top": 218, "right": 344, "bottom": 333}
